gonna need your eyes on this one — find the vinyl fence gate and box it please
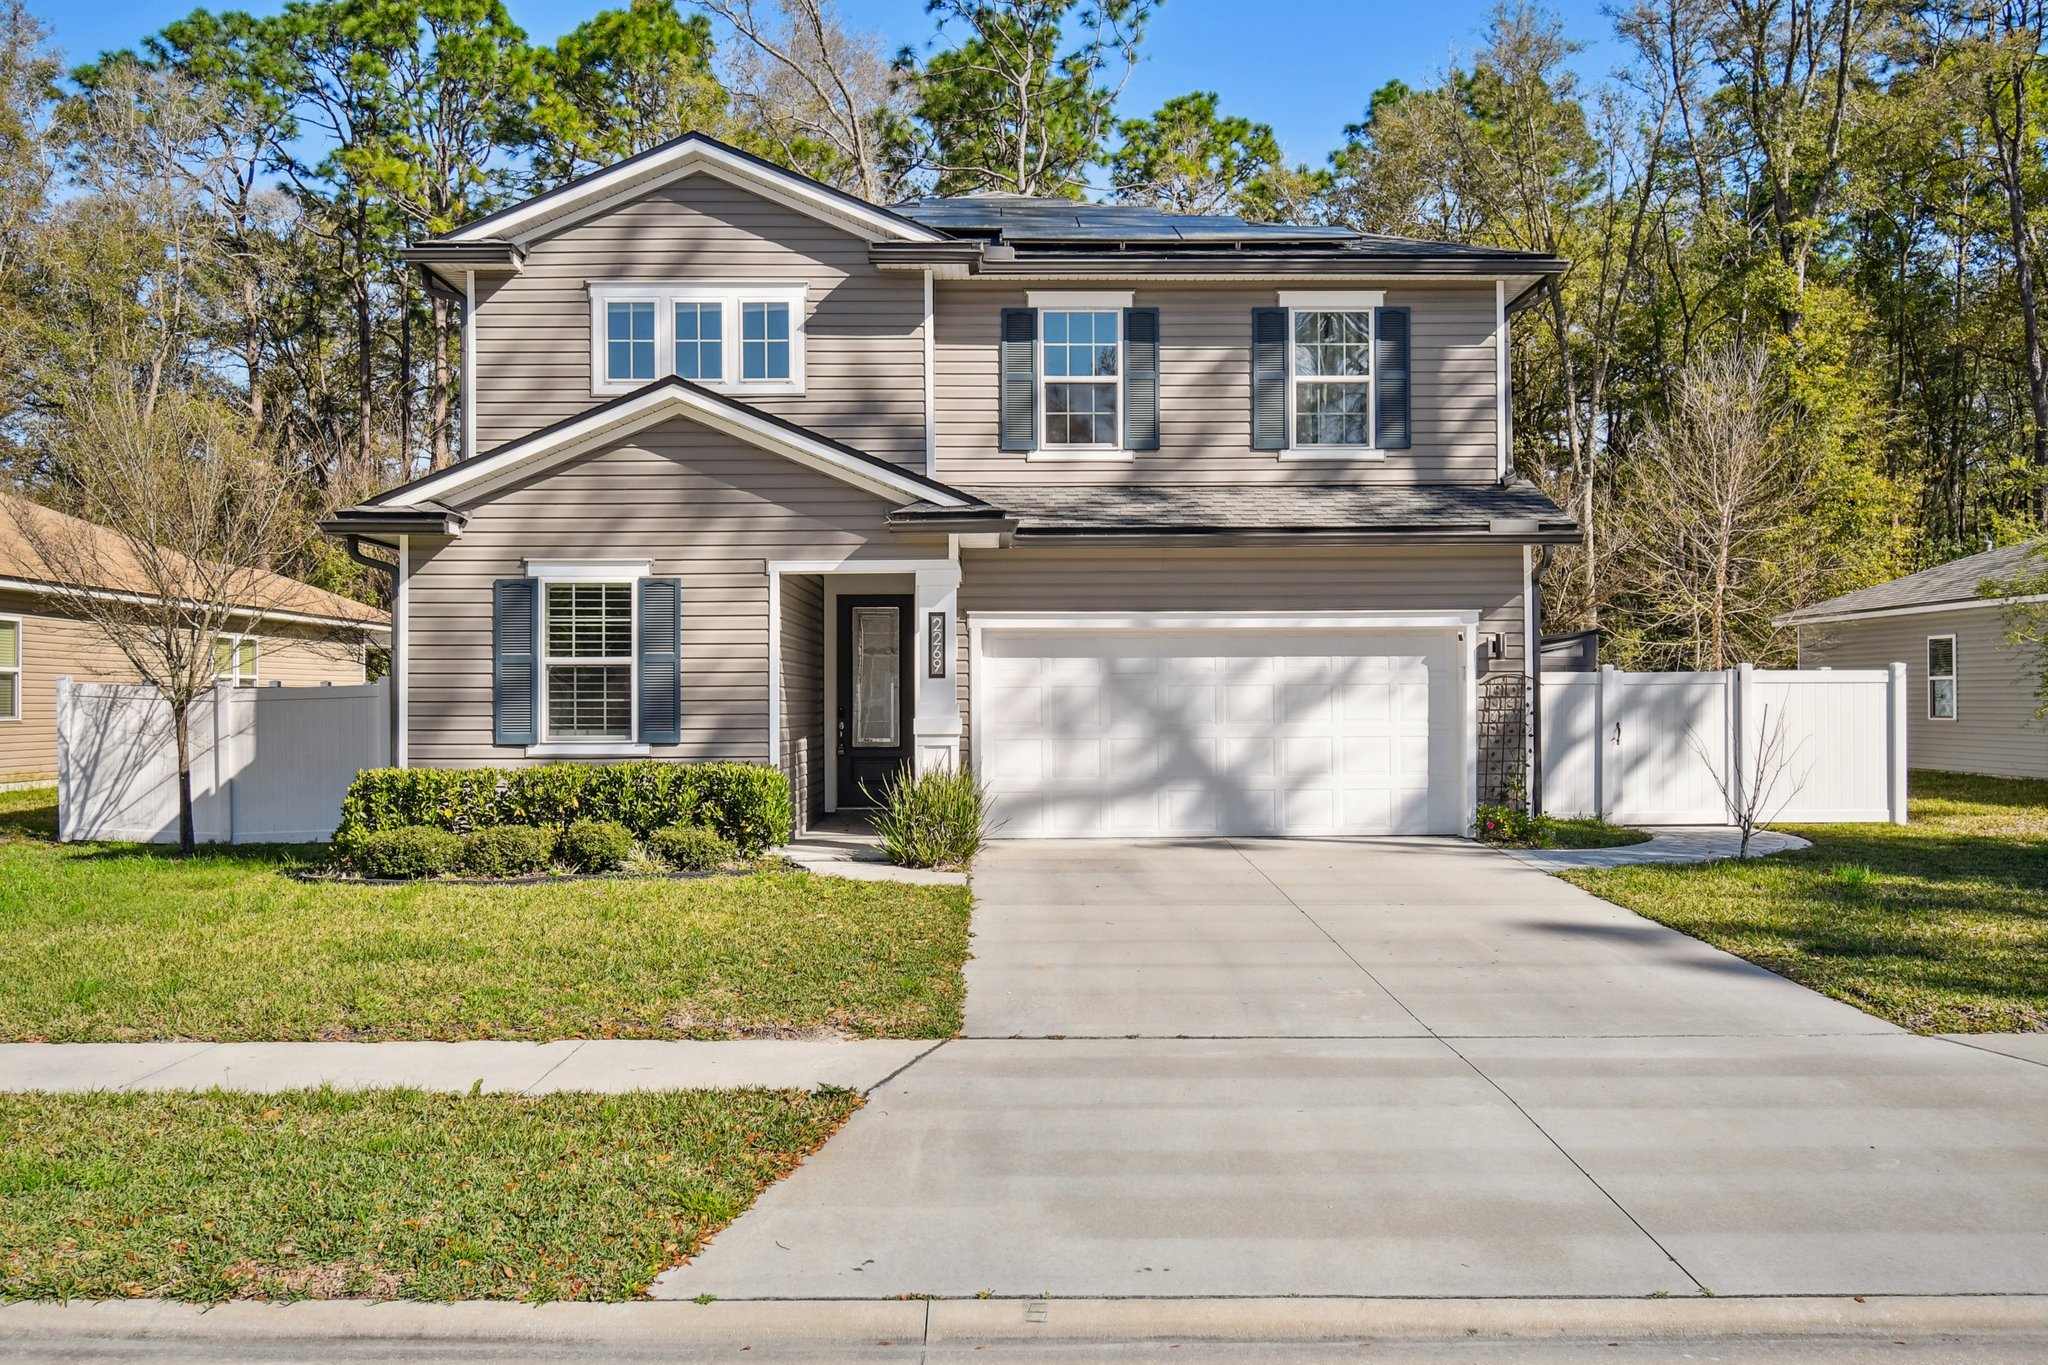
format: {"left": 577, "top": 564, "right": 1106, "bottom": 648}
{"left": 1540, "top": 663, "right": 1908, "bottom": 825}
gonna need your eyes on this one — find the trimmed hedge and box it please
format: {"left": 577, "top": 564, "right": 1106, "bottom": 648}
{"left": 558, "top": 819, "right": 634, "bottom": 872}
{"left": 335, "top": 761, "right": 793, "bottom": 855}
{"left": 648, "top": 823, "right": 738, "bottom": 872}
{"left": 351, "top": 826, "right": 461, "bottom": 880}
{"left": 457, "top": 825, "right": 557, "bottom": 878}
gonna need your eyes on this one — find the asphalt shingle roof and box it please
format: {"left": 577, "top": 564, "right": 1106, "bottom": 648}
{"left": 893, "top": 481, "right": 1576, "bottom": 535}
{"left": 1779, "top": 541, "right": 2047, "bottom": 624}
{"left": 893, "top": 194, "right": 1356, "bottom": 244}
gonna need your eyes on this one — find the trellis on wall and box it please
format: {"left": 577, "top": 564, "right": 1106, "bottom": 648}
{"left": 1477, "top": 672, "right": 1529, "bottom": 810}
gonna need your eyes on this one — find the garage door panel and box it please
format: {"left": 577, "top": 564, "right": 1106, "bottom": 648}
{"left": 978, "top": 627, "right": 1463, "bottom": 838}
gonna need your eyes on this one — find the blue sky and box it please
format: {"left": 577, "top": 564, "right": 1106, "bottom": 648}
{"left": 50, "top": 0, "right": 1621, "bottom": 169}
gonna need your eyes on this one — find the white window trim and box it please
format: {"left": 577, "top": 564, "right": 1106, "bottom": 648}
{"left": 533, "top": 572, "right": 639, "bottom": 751}
{"left": 589, "top": 282, "right": 807, "bottom": 398}
{"left": 1273, "top": 290, "right": 1386, "bottom": 462}
{"left": 0, "top": 614, "right": 19, "bottom": 722}
{"left": 214, "top": 633, "right": 260, "bottom": 687}
{"left": 1033, "top": 304, "right": 1129, "bottom": 461}
{"left": 1927, "top": 633, "right": 1958, "bottom": 722}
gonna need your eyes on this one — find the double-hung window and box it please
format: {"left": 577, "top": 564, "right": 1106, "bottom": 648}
{"left": 543, "top": 582, "right": 634, "bottom": 741}
{"left": 1254, "top": 291, "right": 1408, "bottom": 458}
{"left": 591, "top": 284, "right": 806, "bottom": 396}
{"left": 1042, "top": 309, "right": 1120, "bottom": 447}
{"left": 1928, "top": 635, "right": 1958, "bottom": 720}
{"left": 1291, "top": 309, "right": 1373, "bottom": 448}
{"left": 214, "top": 635, "right": 258, "bottom": 686}
{"left": 0, "top": 616, "right": 18, "bottom": 721}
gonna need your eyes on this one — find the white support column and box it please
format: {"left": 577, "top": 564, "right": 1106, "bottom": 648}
{"left": 393, "top": 535, "right": 410, "bottom": 770}
{"left": 912, "top": 561, "right": 963, "bottom": 772}
{"left": 1888, "top": 660, "right": 1909, "bottom": 824}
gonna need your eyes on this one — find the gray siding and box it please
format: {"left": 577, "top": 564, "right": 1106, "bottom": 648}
{"left": 954, "top": 544, "right": 1528, "bottom": 761}
{"left": 406, "top": 415, "right": 941, "bottom": 768}
{"left": 779, "top": 572, "right": 825, "bottom": 830}
{"left": 471, "top": 176, "right": 927, "bottom": 468}
{"left": 1799, "top": 608, "right": 2048, "bottom": 779}
{"left": 933, "top": 282, "right": 1501, "bottom": 485}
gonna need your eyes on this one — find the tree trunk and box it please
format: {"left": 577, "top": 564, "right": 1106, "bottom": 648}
{"left": 1989, "top": 56, "right": 2048, "bottom": 523}
{"left": 355, "top": 198, "right": 374, "bottom": 476}
{"left": 431, "top": 293, "right": 452, "bottom": 471}
{"left": 173, "top": 703, "right": 195, "bottom": 857}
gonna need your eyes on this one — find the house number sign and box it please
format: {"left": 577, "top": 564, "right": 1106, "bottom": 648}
{"left": 926, "top": 611, "right": 947, "bottom": 678}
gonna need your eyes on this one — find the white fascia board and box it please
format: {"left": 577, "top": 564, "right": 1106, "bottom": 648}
{"left": 444, "top": 141, "right": 947, "bottom": 248}
{"left": 377, "top": 386, "right": 968, "bottom": 512}
{"left": 970, "top": 610, "right": 1480, "bottom": 632}
{"left": 1777, "top": 593, "right": 2048, "bottom": 629}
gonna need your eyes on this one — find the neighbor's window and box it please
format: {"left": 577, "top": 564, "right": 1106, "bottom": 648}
{"left": 0, "top": 616, "right": 18, "bottom": 721}
{"left": 544, "top": 582, "right": 633, "bottom": 741}
{"left": 605, "top": 301, "right": 657, "bottom": 384}
{"left": 1042, "top": 309, "right": 1119, "bottom": 446}
{"left": 673, "top": 301, "right": 722, "bottom": 381}
{"left": 742, "top": 301, "right": 791, "bottom": 381}
{"left": 590, "top": 286, "right": 805, "bottom": 395}
{"left": 1928, "top": 635, "right": 1957, "bottom": 720}
{"left": 1291, "top": 309, "right": 1373, "bottom": 447}
{"left": 214, "top": 635, "right": 257, "bottom": 686}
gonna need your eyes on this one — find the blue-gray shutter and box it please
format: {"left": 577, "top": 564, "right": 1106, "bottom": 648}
{"left": 492, "top": 578, "right": 538, "bottom": 747}
{"left": 637, "top": 576, "right": 682, "bottom": 746}
{"left": 1123, "top": 307, "right": 1161, "bottom": 451}
{"left": 1374, "top": 305, "right": 1411, "bottom": 450}
{"left": 999, "top": 307, "right": 1037, "bottom": 452}
{"left": 1251, "top": 307, "right": 1288, "bottom": 450}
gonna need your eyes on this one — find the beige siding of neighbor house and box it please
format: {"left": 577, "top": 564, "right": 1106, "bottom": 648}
{"left": 0, "top": 588, "right": 369, "bottom": 785}
{"left": 952, "top": 544, "right": 1528, "bottom": 766}
{"left": 931, "top": 282, "right": 1502, "bottom": 486}
{"left": 1798, "top": 608, "right": 2048, "bottom": 779}
{"left": 405, "top": 415, "right": 944, "bottom": 769}
{"left": 779, "top": 571, "right": 825, "bottom": 832}
{"left": 470, "top": 175, "right": 927, "bottom": 469}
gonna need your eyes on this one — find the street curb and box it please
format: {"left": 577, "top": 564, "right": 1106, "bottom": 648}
{"left": 3, "top": 1295, "right": 2046, "bottom": 1350}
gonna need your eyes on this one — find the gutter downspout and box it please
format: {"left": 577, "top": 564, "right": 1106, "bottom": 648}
{"left": 1530, "top": 543, "right": 1556, "bottom": 817}
{"left": 343, "top": 536, "right": 402, "bottom": 767}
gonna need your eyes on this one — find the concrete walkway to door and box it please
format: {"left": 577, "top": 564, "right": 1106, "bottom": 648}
{"left": 659, "top": 838, "right": 2048, "bottom": 1303}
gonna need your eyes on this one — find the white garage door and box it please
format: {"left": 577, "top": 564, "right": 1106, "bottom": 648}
{"left": 976, "top": 626, "right": 1466, "bottom": 837}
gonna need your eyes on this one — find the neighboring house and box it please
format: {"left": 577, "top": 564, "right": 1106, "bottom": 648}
{"left": 0, "top": 494, "right": 389, "bottom": 786}
{"left": 327, "top": 133, "right": 1578, "bottom": 838}
{"left": 1781, "top": 542, "right": 2048, "bottom": 780}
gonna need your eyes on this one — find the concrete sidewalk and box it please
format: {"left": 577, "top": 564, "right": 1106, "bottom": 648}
{"left": 1501, "top": 825, "right": 1810, "bottom": 870}
{"left": 0, "top": 1039, "right": 935, "bottom": 1094}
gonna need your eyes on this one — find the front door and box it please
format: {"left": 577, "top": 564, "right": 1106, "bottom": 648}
{"left": 836, "top": 595, "right": 914, "bottom": 808}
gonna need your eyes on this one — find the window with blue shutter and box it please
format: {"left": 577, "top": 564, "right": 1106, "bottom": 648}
{"left": 637, "top": 577, "right": 682, "bottom": 745}
{"left": 1374, "top": 305, "right": 1412, "bottom": 450}
{"left": 999, "top": 307, "right": 1038, "bottom": 452}
{"left": 1123, "top": 307, "right": 1161, "bottom": 451}
{"left": 492, "top": 578, "right": 539, "bottom": 747}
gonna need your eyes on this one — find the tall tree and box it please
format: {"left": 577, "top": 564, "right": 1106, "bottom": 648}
{"left": 887, "top": 0, "right": 1154, "bottom": 197}
{"left": 1109, "top": 91, "right": 1284, "bottom": 218}
{"left": 531, "top": 0, "right": 725, "bottom": 184}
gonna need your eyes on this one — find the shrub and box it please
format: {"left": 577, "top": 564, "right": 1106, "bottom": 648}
{"left": 871, "top": 767, "right": 993, "bottom": 870}
{"left": 457, "top": 824, "right": 557, "bottom": 878}
{"left": 335, "top": 762, "right": 789, "bottom": 851}
{"left": 558, "top": 818, "right": 634, "bottom": 872}
{"left": 648, "top": 823, "right": 739, "bottom": 872}
{"left": 1475, "top": 803, "right": 1542, "bottom": 845}
{"left": 350, "top": 826, "right": 460, "bottom": 879}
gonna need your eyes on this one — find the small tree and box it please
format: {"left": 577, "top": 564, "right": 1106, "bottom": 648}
{"left": 1690, "top": 699, "right": 1807, "bottom": 858}
{"left": 7, "top": 384, "right": 322, "bottom": 854}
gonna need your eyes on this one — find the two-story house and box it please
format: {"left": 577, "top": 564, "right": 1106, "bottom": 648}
{"left": 325, "top": 133, "right": 1577, "bottom": 838}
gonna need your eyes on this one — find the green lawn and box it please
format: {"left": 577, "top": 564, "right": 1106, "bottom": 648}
{"left": 1566, "top": 771, "right": 2048, "bottom": 1033}
{"left": 0, "top": 789, "right": 971, "bottom": 1042}
{"left": 0, "top": 1088, "right": 859, "bottom": 1301}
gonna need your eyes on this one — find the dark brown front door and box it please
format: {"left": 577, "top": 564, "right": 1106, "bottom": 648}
{"left": 836, "top": 594, "right": 914, "bottom": 808}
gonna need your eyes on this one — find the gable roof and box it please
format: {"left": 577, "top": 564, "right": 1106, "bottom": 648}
{"left": 343, "top": 377, "right": 975, "bottom": 520}
{"left": 436, "top": 133, "right": 949, "bottom": 250}
{"left": 0, "top": 493, "right": 387, "bottom": 630}
{"left": 1777, "top": 541, "right": 2048, "bottom": 626}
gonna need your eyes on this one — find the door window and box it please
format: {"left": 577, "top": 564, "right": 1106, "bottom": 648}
{"left": 851, "top": 606, "right": 900, "bottom": 747}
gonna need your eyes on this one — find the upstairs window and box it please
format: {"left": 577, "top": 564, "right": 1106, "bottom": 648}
{"left": 1291, "top": 309, "right": 1373, "bottom": 447}
{"left": 1253, "top": 292, "right": 1409, "bottom": 458}
{"left": 590, "top": 285, "right": 805, "bottom": 396}
{"left": 1042, "top": 309, "right": 1120, "bottom": 447}
{"left": 1928, "top": 635, "right": 1957, "bottom": 720}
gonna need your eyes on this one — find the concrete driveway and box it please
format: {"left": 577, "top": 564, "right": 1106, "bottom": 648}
{"left": 661, "top": 839, "right": 2048, "bottom": 1302}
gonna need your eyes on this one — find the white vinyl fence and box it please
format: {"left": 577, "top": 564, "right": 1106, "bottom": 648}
{"left": 57, "top": 677, "right": 388, "bottom": 844}
{"left": 1541, "top": 663, "right": 1908, "bottom": 825}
